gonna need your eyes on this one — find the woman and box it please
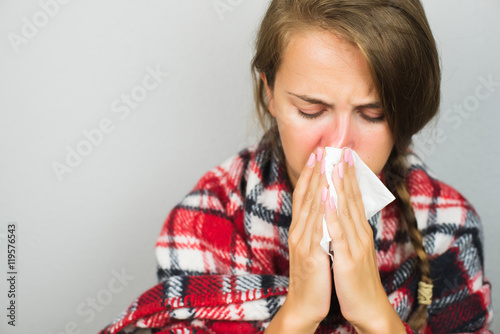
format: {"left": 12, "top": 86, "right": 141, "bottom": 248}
{"left": 99, "top": 0, "right": 493, "bottom": 333}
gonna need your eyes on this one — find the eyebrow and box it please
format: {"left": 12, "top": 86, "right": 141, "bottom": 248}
{"left": 286, "top": 91, "right": 382, "bottom": 109}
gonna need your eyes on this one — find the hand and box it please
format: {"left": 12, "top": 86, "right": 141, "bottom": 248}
{"left": 323, "top": 148, "right": 406, "bottom": 334}
{"left": 266, "top": 147, "right": 332, "bottom": 333}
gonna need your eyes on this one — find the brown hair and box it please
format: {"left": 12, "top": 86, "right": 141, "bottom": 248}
{"left": 250, "top": 0, "right": 441, "bottom": 330}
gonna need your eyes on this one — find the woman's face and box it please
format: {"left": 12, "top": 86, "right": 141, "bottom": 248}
{"left": 261, "top": 30, "right": 394, "bottom": 189}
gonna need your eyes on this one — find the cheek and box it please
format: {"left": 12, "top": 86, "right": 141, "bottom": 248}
{"left": 276, "top": 114, "right": 323, "bottom": 177}
{"left": 356, "top": 128, "right": 393, "bottom": 174}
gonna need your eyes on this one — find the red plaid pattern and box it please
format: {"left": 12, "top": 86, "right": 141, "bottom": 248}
{"left": 99, "top": 136, "right": 493, "bottom": 333}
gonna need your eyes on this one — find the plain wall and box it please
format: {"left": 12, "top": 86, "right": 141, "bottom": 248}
{"left": 0, "top": 1, "right": 498, "bottom": 333}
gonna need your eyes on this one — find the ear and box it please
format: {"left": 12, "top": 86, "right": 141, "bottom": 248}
{"left": 260, "top": 72, "right": 276, "bottom": 118}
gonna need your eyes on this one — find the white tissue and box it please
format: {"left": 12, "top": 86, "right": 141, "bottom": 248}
{"left": 320, "top": 147, "right": 396, "bottom": 260}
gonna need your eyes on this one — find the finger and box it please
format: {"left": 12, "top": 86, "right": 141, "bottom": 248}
{"left": 300, "top": 147, "right": 325, "bottom": 249}
{"left": 289, "top": 151, "right": 316, "bottom": 239}
{"left": 309, "top": 156, "right": 330, "bottom": 247}
{"left": 332, "top": 160, "right": 359, "bottom": 249}
{"left": 324, "top": 187, "right": 351, "bottom": 259}
{"left": 344, "top": 149, "right": 371, "bottom": 236}
{"left": 341, "top": 148, "right": 366, "bottom": 237}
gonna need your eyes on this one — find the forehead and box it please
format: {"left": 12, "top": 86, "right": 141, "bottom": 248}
{"left": 277, "top": 29, "right": 377, "bottom": 97}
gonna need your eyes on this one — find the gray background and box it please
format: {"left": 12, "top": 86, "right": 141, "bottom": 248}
{"left": 0, "top": 1, "right": 498, "bottom": 333}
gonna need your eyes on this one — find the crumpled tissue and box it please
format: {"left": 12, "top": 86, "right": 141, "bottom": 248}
{"left": 320, "top": 147, "right": 396, "bottom": 261}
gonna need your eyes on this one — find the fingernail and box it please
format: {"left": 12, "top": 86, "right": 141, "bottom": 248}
{"left": 329, "top": 194, "right": 336, "bottom": 210}
{"left": 321, "top": 158, "right": 326, "bottom": 174}
{"left": 316, "top": 147, "right": 323, "bottom": 161}
{"left": 307, "top": 153, "right": 316, "bottom": 167}
{"left": 338, "top": 162, "right": 344, "bottom": 179}
{"left": 348, "top": 152, "right": 354, "bottom": 167}
{"left": 344, "top": 148, "right": 351, "bottom": 163}
{"left": 322, "top": 186, "right": 328, "bottom": 202}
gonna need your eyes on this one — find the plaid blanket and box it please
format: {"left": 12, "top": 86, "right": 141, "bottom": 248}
{"left": 99, "top": 136, "right": 493, "bottom": 334}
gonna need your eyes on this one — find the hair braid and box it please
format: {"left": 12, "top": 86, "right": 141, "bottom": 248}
{"left": 385, "top": 150, "right": 432, "bottom": 331}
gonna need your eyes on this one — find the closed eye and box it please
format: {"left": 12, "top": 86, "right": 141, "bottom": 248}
{"left": 297, "top": 109, "right": 324, "bottom": 119}
{"left": 360, "top": 113, "right": 385, "bottom": 123}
